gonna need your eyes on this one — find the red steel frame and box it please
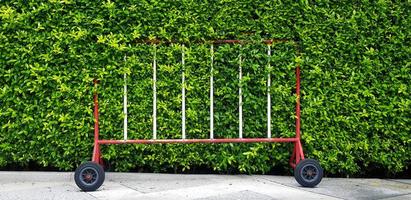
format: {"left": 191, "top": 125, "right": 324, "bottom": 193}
{"left": 91, "top": 39, "right": 304, "bottom": 169}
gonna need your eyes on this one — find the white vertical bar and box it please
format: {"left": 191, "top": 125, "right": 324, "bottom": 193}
{"left": 267, "top": 45, "right": 271, "bottom": 138}
{"left": 210, "top": 45, "right": 214, "bottom": 139}
{"left": 123, "top": 56, "right": 128, "bottom": 141}
{"left": 239, "top": 53, "right": 243, "bottom": 139}
{"left": 182, "top": 45, "right": 186, "bottom": 139}
{"left": 153, "top": 45, "right": 157, "bottom": 140}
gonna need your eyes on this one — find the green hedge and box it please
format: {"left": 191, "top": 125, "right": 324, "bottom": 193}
{"left": 0, "top": 0, "right": 410, "bottom": 176}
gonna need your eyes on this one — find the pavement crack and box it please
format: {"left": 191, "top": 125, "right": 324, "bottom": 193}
{"left": 118, "top": 182, "right": 146, "bottom": 194}
{"left": 68, "top": 184, "right": 99, "bottom": 199}
{"left": 375, "top": 192, "right": 411, "bottom": 200}
{"left": 258, "top": 177, "right": 345, "bottom": 200}
{"left": 385, "top": 179, "right": 411, "bottom": 186}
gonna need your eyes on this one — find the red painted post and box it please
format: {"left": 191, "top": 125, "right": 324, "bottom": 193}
{"left": 92, "top": 79, "right": 102, "bottom": 165}
{"left": 292, "top": 64, "right": 305, "bottom": 167}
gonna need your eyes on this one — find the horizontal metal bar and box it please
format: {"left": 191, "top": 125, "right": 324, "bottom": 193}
{"left": 98, "top": 138, "right": 298, "bottom": 144}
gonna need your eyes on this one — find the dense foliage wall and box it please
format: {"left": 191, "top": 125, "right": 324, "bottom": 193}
{"left": 0, "top": 0, "right": 410, "bottom": 176}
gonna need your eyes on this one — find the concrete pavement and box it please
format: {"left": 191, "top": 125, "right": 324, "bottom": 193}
{"left": 0, "top": 172, "right": 410, "bottom": 200}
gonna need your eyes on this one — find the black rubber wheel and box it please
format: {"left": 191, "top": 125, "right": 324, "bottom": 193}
{"left": 294, "top": 159, "right": 323, "bottom": 187}
{"left": 74, "top": 162, "right": 105, "bottom": 191}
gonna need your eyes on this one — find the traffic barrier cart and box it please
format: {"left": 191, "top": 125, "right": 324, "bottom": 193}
{"left": 74, "top": 39, "right": 323, "bottom": 191}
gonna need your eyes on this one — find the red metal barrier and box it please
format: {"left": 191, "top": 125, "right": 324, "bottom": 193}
{"left": 74, "top": 39, "right": 324, "bottom": 191}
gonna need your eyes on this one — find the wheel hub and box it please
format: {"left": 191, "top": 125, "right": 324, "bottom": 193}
{"left": 85, "top": 174, "right": 92, "bottom": 181}
{"left": 80, "top": 168, "right": 98, "bottom": 185}
{"left": 302, "top": 165, "right": 317, "bottom": 180}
